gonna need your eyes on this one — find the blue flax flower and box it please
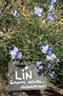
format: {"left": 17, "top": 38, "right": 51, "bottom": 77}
{"left": 37, "top": 64, "right": 45, "bottom": 76}
{"left": 9, "top": 46, "right": 22, "bottom": 60}
{"left": 47, "top": 12, "right": 57, "bottom": 21}
{"left": 49, "top": 71, "right": 56, "bottom": 79}
{"left": 48, "top": 4, "right": 54, "bottom": 11}
{"left": 46, "top": 53, "right": 57, "bottom": 61}
{"left": 51, "top": 0, "right": 56, "bottom": 4}
{"left": 34, "top": 6, "right": 43, "bottom": 16}
{"left": 11, "top": 10, "right": 19, "bottom": 17}
{"left": 47, "top": 63, "right": 52, "bottom": 68}
{"left": 47, "top": 47, "right": 53, "bottom": 55}
{"left": 16, "top": 51, "right": 22, "bottom": 59}
{"left": 41, "top": 44, "right": 49, "bottom": 54}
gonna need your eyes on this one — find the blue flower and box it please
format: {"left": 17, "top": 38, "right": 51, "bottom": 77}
{"left": 48, "top": 4, "right": 54, "bottom": 11}
{"left": 9, "top": 46, "right": 19, "bottom": 60}
{"left": 49, "top": 71, "right": 56, "bottom": 79}
{"left": 51, "top": 53, "right": 57, "bottom": 59}
{"left": 46, "top": 53, "right": 57, "bottom": 61}
{"left": 34, "top": 60, "right": 45, "bottom": 75}
{"left": 37, "top": 64, "right": 45, "bottom": 71}
{"left": 41, "top": 44, "right": 49, "bottom": 54}
{"left": 38, "top": 64, "right": 43, "bottom": 70}
{"left": 51, "top": 0, "right": 56, "bottom": 4}
{"left": 16, "top": 51, "right": 22, "bottom": 59}
{"left": 34, "top": 60, "right": 42, "bottom": 67}
{"left": 47, "top": 63, "right": 52, "bottom": 68}
{"left": 47, "top": 47, "right": 53, "bottom": 54}
{"left": 34, "top": 7, "right": 43, "bottom": 16}
{"left": 9, "top": 46, "right": 22, "bottom": 60}
{"left": 47, "top": 12, "right": 57, "bottom": 21}
{"left": 37, "top": 64, "right": 45, "bottom": 76}
{"left": 11, "top": 10, "right": 19, "bottom": 17}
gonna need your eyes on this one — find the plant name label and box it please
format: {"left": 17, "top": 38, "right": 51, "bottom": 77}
{"left": 8, "top": 62, "right": 47, "bottom": 91}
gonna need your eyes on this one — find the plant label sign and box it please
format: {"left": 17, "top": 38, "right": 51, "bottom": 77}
{"left": 8, "top": 62, "right": 47, "bottom": 91}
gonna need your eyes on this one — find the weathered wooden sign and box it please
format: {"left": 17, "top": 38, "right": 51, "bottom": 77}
{"left": 8, "top": 61, "right": 47, "bottom": 91}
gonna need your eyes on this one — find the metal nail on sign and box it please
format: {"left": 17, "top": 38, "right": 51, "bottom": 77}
{"left": 8, "top": 61, "right": 47, "bottom": 91}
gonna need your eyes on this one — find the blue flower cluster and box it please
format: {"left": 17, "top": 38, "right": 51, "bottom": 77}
{"left": 9, "top": 46, "right": 22, "bottom": 60}
{"left": 34, "top": 0, "right": 57, "bottom": 21}
{"left": 10, "top": 1, "right": 57, "bottom": 22}
{"left": 34, "top": 43, "right": 58, "bottom": 79}
{"left": 47, "top": 0, "right": 57, "bottom": 21}
{"left": 40, "top": 43, "right": 57, "bottom": 61}
{"left": 8, "top": 42, "right": 59, "bottom": 80}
